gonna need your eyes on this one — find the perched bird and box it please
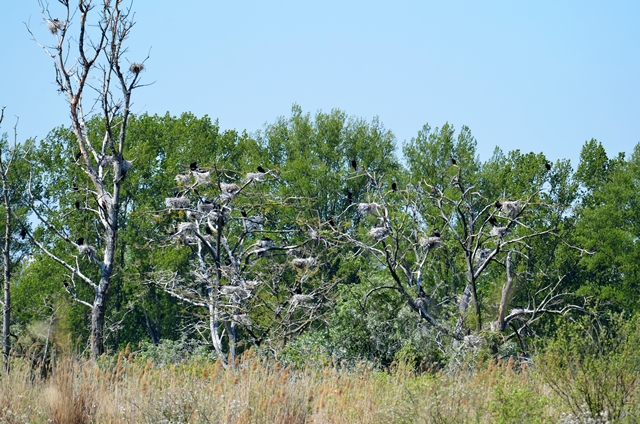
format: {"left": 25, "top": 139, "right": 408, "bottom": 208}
{"left": 72, "top": 182, "right": 79, "bottom": 192}
{"left": 77, "top": 237, "right": 84, "bottom": 245}
{"left": 391, "top": 182, "right": 397, "bottom": 192}
{"left": 431, "top": 229, "right": 441, "bottom": 238}
{"left": 20, "top": 228, "right": 27, "bottom": 239}
{"left": 488, "top": 216, "right": 498, "bottom": 226}
{"left": 347, "top": 191, "right": 353, "bottom": 204}
{"left": 350, "top": 159, "right": 357, "bottom": 170}
{"left": 545, "top": 162, "right": 551, "bottom": 171}
{"left": 495, "top": 200, "right": 503, "bottom": 209}
{"left": 241, "top": 208, "right": 248, "bottom": 218}
{"left": 257, "top": 165, "right": 266, "bottom": 173}
{"left": 205, "top": 226, "right": 213, "bottom": 235}
{"left": 75, "top": 200, "right": 80, "bottom": 210}
{"left": 190, "top": 161, "right": 198, "bottom": 171}
{"left": 75, "top": 151, "right": 81, "bottom": 161}
{"left": 449, "top": 156, "right": 457, "bottom": 165}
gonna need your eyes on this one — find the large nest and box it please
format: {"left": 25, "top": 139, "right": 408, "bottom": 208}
{"left": 192, "top": 170, "right": 211, "bottom": 185}
{"left": 245, "top": 172, "right": 266, "bottom": 183}
{"left": 175, "top": 174, "right": 191, "bottom": 185}
{"left": 491, "top": 226, "right": 508, "bottom": 239}
{"left": 369, "top": 226, "right": 390, "bottom": 241}
{"left": 419, "top": 236, "right": 441, "bottom": 249}
{"left": 220, "top": 285, "right": 250, "bottom": 300}
{"left": 358, "top": 202, "right": 383, "bottom": 216}
{"left": 177, "top": 222, "right": 198, "bottom": 233}
{"left": 99, "top": 155, "right": 114, "bottom": 168}
{"left": 245, "top": 215, "right": 264, "bottom": 232}
{"left": 220, "top": 183, "right": 240, "bottom": 199}
{"left": 257, "top": 238, "right": 274, "bottom": 249}
{"left": 46, "top": 19, "right": 64, "bottom": 34}
{"left": 292, "top": 257, "right": 316, "bottom": 269}
{"left": 129, "top": 62, "right": 145, "bottom": 74}
{"left": 475, "top": 248, "right": 493, "bottom": 264}
{"left": 78, "top": 244, "right": 96, "bottom": 259}
{"left": 291, "top": 294, "right": 314, "bottom": 306}
{"left": 501, "top": 200, "right": 520, "bottom": 217}
{"left": 197, "top": 202, "right": 218, "bottom": 214}
{"left": 165, "top": 197, "right": 190, "bottom": 210}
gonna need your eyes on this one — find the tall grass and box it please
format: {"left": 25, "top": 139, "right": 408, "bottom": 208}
{"left": 0, "top": 348, "right": 636, "bottom": 423}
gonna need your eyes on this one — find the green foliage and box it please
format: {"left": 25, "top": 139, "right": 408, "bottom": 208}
{"left": 538, "top": 313, "right": 640, "bottom": 422}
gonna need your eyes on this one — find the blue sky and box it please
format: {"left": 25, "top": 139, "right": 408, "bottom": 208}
{"left": 1, "top": 1, "right": 639, "bottom": 167}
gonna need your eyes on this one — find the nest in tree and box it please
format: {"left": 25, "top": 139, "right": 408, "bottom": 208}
{"left": 291, "top": 294, "right": 314, "bottom": 305}
{"left": 121, "top": 159, "right": 133, "bottom": 173}
{"left": 257, "top": 238, "right": 274, "bottom": 249}
{"left": 175, "top": 174, "right": 191, "bottom": 185}
{"left": 197, "top": 202, "right": 217, "bottom": 214}
{"left": 501, "top": 200, "right": 520, "bottom": 217}
{"left": 232, "top": 314, "right": 251, "bottom": 326}
{"left": 165, "top": 197, "right": 190, "bottom": 210}
{"left": 220, "top": 183, "right": 240, "bottom": 198}
{"left": 220, "top": 285, "right": 250, "bottom": 299}
{"left": 245, "top": 215, "right": 264, "bottom": 232}
{"left": 191, "top": 170, "right": 211, "bottom": 185}
{"left": 99, "top": 155, "right": 114, "bottom": 167}
{"left": 245, "top": 172, "right": 266, "bottom": 182}
{"left": 177, "top": 222, "right": 197, "bottom": 233}
{"left": 308, "top": 230, "right": 320, "bottom": 240}
{"left": 46, "top": 19, "right": 64, "bottom": 34}
{"left": 491, "top": 226, "right": 508, "bottom": 239}
{"left": 419, "top": 236, "right": 441, "bottom": 248}
{"left": 369, "top": 226, "right": 390, "bottom": 241}
{"left": 358, "top": 202, "right": 383, "bottom": 216}
{"left": 78, "top": 244, "right": 96, "bottom": 259}
{"left": 242, "top": 280, "right": 261, "bottom": 289}
{"left": 129, "top": 62, "right": 145, "bottom": 74}
{"left": 475, "top": 248, "right": 493, "bottom": 264}
{"left": 186, "top": 210, "right": 203, "bottom": 220}
{"left": 292, "top": 257, "right": 316, "bottom": 269}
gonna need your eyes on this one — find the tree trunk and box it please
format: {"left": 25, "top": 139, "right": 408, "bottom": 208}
{"left": 2, "top": 173, "right": 11, "bottom": 373}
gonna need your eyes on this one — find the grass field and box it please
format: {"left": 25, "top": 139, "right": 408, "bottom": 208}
{"left": 1, "top": 346, "right": 635, "bottom": 423}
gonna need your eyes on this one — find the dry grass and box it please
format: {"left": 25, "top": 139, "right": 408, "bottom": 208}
{"left": 0, "top": 351, "right": 610, "bottom": 423}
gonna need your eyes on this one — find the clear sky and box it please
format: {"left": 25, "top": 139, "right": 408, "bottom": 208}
{"left": 1, "top": 1, "right": 639, "bottom": 167}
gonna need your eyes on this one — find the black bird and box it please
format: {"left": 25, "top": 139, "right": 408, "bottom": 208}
{"left": 431, "top": 229, "right": 441, "bottom": 238}
{"left": 241, "top": 208, "right": 248, "bottom": 218}
{"left": 72, "top": 182, "right": 79, "bottom": 192}
{"left": 190, "top": 161, "right": 198, "bottom": 171}
{"left": 391, "top": 182, "right": 397, "bottom": 192}
{"left": 294, "top": 284, "right": 302, "bottom": 295}
{"left": 449, "top": 156, "right": 457, "bottom": 165}
{"left": 495, "top": 200, "right": 503, "bottom": 209}
{"left": 545, "top": 162, "right": 551, "bottom": 171}
{"left": 20, "top": 228, "right": 27, "bottom": 239}
{"left": 77, "top": 237, "right": 84, "bottom": 245}
{"left": 350, "top": 159, "right": 357, "bottom": 170}
{"left": 347, "top": 191, "right": 353, "bottom": 204}
{"left": 63, "top": 280, "right": 69, "bottom": 288}
{"left": 257, "top": 165, "right": 266, "bottom": 173}
{"left": 75, "top": 200, "right": 80, "bottom": 210}
{"left": 328, "top": 216, "right": 335, "bottom": 228}
{"left": 205, "top": 226, "right": 213, "bottom": 235}
{"left": 488, "top": 216, "right": 498, "bottom": 226}
{"left": 75, "top": 151, "right": 81, "bottom": 161}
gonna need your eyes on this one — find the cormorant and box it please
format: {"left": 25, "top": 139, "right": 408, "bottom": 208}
{"left": 488, "top": 216, "right": 498, "bottom": 226}
{"left": 205, "top": 226, "right": 213, "bottom": 235}
{"left": 431, "top": 229, "right": 441, "bottom": 238}
{"left": 241, "top": 208, "right": 248, "bottom": 218}
{"left": 350, "top": 159, "right": 357, "bottom": 170}
{"left": 190, "top": 161, "right": 198, "bottom": 171}
{"left": 257, "top": 165, "right": 266, "bottom": 173}
{"left": 545, "top": 162, "right": 551, "bottom": 171}
{"left": 77, "top": 237, "right": 84, "bottom": 245}
{"left": 347, "top": 191, "right": 353, "bottom": 204}
{"left": 495, "top": 200, "right": 503, "bottom": 209}
{"left": 75, "top": 201, "right": 80, "bottom": 210}
{"left": 391, "top": 182, "right": 397, "bottom": 191}
{"left": 20, "top": 228, "right": 27, "bottom": 239}
{"left": 449, "top": 156, "right": 457, "bottom": 165}
{"left": 72, "top": 182, "right": 79, "bottom": 192}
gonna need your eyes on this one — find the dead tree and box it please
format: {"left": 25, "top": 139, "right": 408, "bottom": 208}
{"left": 27, "top": 0, "right": 147, "bottom": 357}
{"left": 152, "top": 167, "right": 336, "bottom": 366}
{"left": 335, "top": 166, "right": 584, "bottom": 354}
